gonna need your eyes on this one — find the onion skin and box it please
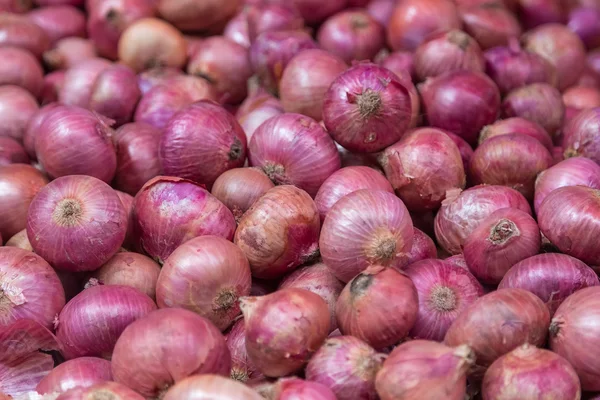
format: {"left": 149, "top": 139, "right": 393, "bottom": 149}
{"left": 56, "top": 381, "right": 145, "bottom": 400}
{"left": 378, "top": 50, "right": 415, "bottom": 81}
{"left": 163, "top": 375, "right": 262, "bottom": 400}
{"left": 0, "top": 13, "right": 50, "bottom": 58}
{"left": 380, "top": 127, "right": 466, "bottom": 211}
{"left": 0, "top": 47, "right": 44, "bottom": 98}
{"left": 225, "top": 318, "right": 264, "bottom": 383}
{"left": 375, "top": 340, "right": 474, "bottom": 400}
{"left": 445, "top": 254, "right": 469, "bottom": 271}
{"left": 112, "top": 308, "right": 231, "bottom": 398}
{"left": 479, "top": 117, "right": 553, "bottom": 152}
{"left": 279, "top": 49, "right": 347, "bottom": 122}
{"left": 265, "top": 378, "right": 337, "bottom": 400}
{"left": 320, "top": 190, "right": 414, "bottom": 283}
{"left": 131, "top": 176, "right": 236, "bottom": 264}
{"left": 538, "top": 185, "right": 600, "bottom": 265}
{"left": 445, "top": 288, "right": 550, "bottom": 377}
{"left": 563, "top": 108, "right": 600, "bottom": 164}
{"left": 0, "top": 137, "right": 29, "bottom": 166}
{"left": 563, "top": 86, "right": 600, "bottom": 122}
{"left": 43, "top": 37, "right": 97, "bottom": 71}
{"left": 27, "top": 5, "right": 85, "bottom": 44}
{"left": 157, "top": 0, "right": 240, "bottom": 33}
{"left": 160, "top": 101, "right": 248, "bottom": 188}
{"left": 89, "top": 65, "right": 141, "bottom": 127}
{"left": 236, "top": 89, "right": 284, "bottom": 141}
{"left": 224, "top": 11, "right": 250, "bottom": 49}
{"left": 460, "top": 3, "right": 522, "bottom": 50}
{"left": 59, "top": 58, "right": 112, "bottom": 109}
{"left": 407, "top": 228, "right": 437, "bottom": 265}
{"left": 568, "top": 6, "right": 600, "bottom": 49}
{"left": 35, "top": 357, "right": 112, "bottom": 395}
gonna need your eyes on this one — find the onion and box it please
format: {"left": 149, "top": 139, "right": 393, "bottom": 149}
{"left": 482, "top": 344, "right": 581, "bottom": 400}
{"left": 42, "top": 38, "right": 97, "bottom": 71}
{"left": 159, "top": 101, "right": 247, "bottom": 187}
{"left": 249, "top": 113, "right": 340, "bottom": 196}
{"left": 56, "top": 382, "right": 144, "bottom": 400}
{"left": 27, "top": 175, "right": 127, "bottom": 272}
{"left": 236, "top": 89, "right": 284, "bottom": 141}
{"left": 291, "top": 0, "right": 345, "bottom": 24}
{"left": 131, "top": 176, "right": 235, "bottom": 263}
{"left": 0, "top": 0, "right": 32, "bottom": 13}
{"left": 367, "top": 0, "right": 395, "bottom": 28}
{"left": 314, "top": 166, "right": 393, "bottom": 222}
{"left": 40, "top": 70, "right": 64, "bottom": 105}
{"left": 320, "top": 189, "right": 414, "bottom": 282}
{"left": 379, "top": 127, "right": 466, "bottom": 211}
{"left": 516, "top": 0, "right": 565, "bottom": 29}
{"left": 460, "top": 3, "right": 522, "bottom": 50}
{"left": 378, "top": 50, "right": 415, "bottom": 81}
{"left": 137, "top": 67, "right": 182, "bottom": 95}
{"left": 115, "top": 189, "right": 135, "bottom": 251}
{"left": 414, "top": 30, "right": 484, "bottom": 81}
{"left": 35, "top": 0, "right": 83, "bottom": 5}
{"left": 225, "top": 318, "right": 264, "bottom": 383}
{"left": 538, "top": 186, "right": 600, "bottom": 265}
{"left": 0, "top": 247, "right": 65, "bottom": 328}
{"left": 523, "top": 23, "right": 587, "bottom": 90}
{"left": 224, "top": 11, "right": 250, "bottom": 49}
{"left": 317, "top": 10, "right": 385, "bottom": 65}
{"left": 590, "top": 49, "right": 600, "bottom": 77}
{"left": 27, "top": 5, "right": 85, "bottom": 43}
{"left": 262, "top": 378, "right": 337, "bottom": 400}
{"left": 279, "top": 49, "right": 347, "bottom": 122}
{"left": 534, "top": 157, "right": 600, "bottom": 213}
{"left": 406, "top": 228, "right": 437, "bottom": 265}
{"left": 0, "top": 85, "right": 38, "bottom": 142}
{"left": 187, "top": 36, "right": 253, "bottom": 104}
{"left": 563, "top": 108, "right": 600, "bottom": 164}
{"left": 563, "top": 86, "right": 600, "bottom": 122}
{"left": 112, "top": 308, "right": 231, "bottom": 397}
{"left": 0, "top": 164, "right": 48, "bottom": 240}
{"left": 163, "top": 375, "right": 262, "bottom": 400}
{"left": 241, "top": 288, "right": 330, "bottom": 377}
{"left": 35, "top": 357, "right": 112, "bottom": 395}
{"left": 479, "top": 117, "right": 553, "bottom": 151}
{"left": 246, "top": 1, "right": 303, "bottom": 42}
{"left": 5, "top": 229, "right": 32, "bottom": 251}
{"left": 445, "top": 288, "right": 550, "bottom": 376}
{"left": 0, "top": 47, "right": 43, "bottom": 97}
{"left": 0, "top": 14, "right": 49, "bottom": 57}
{"left": 420, "top": 70, "right": 501, "bottom": 145}
{"left": 577, "top": 65, "right": 600, "bottom": 89}
{"left": 0, "top": 137, "right": 29, "bottom": 166}
{"left": 444, "top": 131, "right": 474, "bottom": 173}
{"left": 58, "top": 58, "right": 112, "bottom": 108}
{"left": 118, "top": 18, "right": 186, "bottom": 72}
{"left": 89, "top": 252, "right": 160, "bottom": 300}
{"left": 568, "top": 6, "right": 600, "bottom": 49}
{"left": 89, "top": 65, "right": 141, "bottom": 127}
{"left": 444, "top": 254, "right": 469, "bottom": 271}
{"left": 157, "top": 0, "right": 240, "bottom": 33}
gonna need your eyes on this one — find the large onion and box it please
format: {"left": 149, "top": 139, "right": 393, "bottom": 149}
{"left": 89, "top": 64, "right": 141, "bottom": 127}
{"left": 163, "top": 375, "right": 262, "bottom": 400}
{"left": 460, "top": 3, "right": 522, "bottom": 50}
{"left": 35, "top": 357, "right": 112, "bottom": 395}
{"left": 0, "top": 13, "right": 50, "bottom": 57}
{"left": 157, "top": 0, "right": 240, "bottom": 33}
{"left": 0, "top": 47, "right": 44, "bottom": 98}
{"left": 27, "top": 5, "right": 85, "bottom": 43}
{"left": 563, "top": 107, "right": 600, "bottom": 164}
{"left": 58, "top": 58, "right": 112, "bottom": 108}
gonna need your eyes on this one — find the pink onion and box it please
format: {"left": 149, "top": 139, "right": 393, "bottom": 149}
{"left": 225, "top": 318, "right": 264, "bottom": 383}
{"left": 137, "top": 67, "right": 182, "bottom": 95}
{"left": 39, "top": 70, "right": 64, "bottom": 105}
{"left": 516, "top": 0, "right": 565, "bottom": 29}
{"left": 379, "top": 127, "right": 466, "bottom": 211}
{"left": 89, "top": 64, "right": 141, "bottom": 126}
{"left": 0, "top": 13, "right": 49, "bottom": 57}
{"left": 479, "top": 117, "right": 553, "bottom": 151}
{"left": 367, "top": 0, "right": 395, "bottom": 28}
{"left": 279, "top": 49, "right": 347, "bottom": 122}
{"left": 58, "top": 58, "right": 112, "bottom": 108}
{"left": 563, "top": 86, "right": 600, "bottom": 122}
{"left": 407, "top": 228, "right": 437, "bottom": 265}
{"left": 224, "top": 11, "right": 250, "bottom": 48}
{"left": 5, "top": 229, "right": 33, "bottom": 251}
{"left": 35, "top": 357, "right": 112, "bottom": 395}
{"left": 241, "top": 288, "right": 330, "bottom": 377}
{"left": 0, "top": 47, "right": 43, "bottom": 97}
{"left": 236, "top": 89, "right": 284, "bottom": 141}
{"left": 246, "top": 1, "right": 303, "bottom": 42}
{"left": 460, "top": 3, "right": 522, "bottom": 50}
{"left": 27, "top": 5, "right": 85, "bottom": 43}
{"left": 444, "top": 131, "right": 474, "bottom": 173}
{"left": 56, "top": 382, "right": 144, "bottom": 400}
{"left": 261, "top": 378, "right": 337, "bottom": 400}
{"left": 290, "top": 0, "right": 345, "bottom": 24}
{"left": 156, "top": 0, "right": 240, "bottom": 33}
{"left": 163, "top": 375, "right": 262, "bottom": 400}
{"left": 568, "top": 6, "right": 600, "bottom": 49}
{"left": 563, "top": 108, "right": 600, "bottom": 164}
{"left": 0, "top": 85, "right": 38, "bottom": 142}
{"left": 0, "top": 137, "right": 29, "bottom": 166}
{"left": 42, "top": 37, "right": 97, "bottom": 71}
{"left": 320, "top": 189, "right": 414, "bottom": 282}
{"left": 378, "top": 50, "right": 415, "bottom": 81}
{"left": 114, "top": 189, "right": 135, "bottom": 250}
{"left": 0, "top": 0, "right": 32, "bottom": 13}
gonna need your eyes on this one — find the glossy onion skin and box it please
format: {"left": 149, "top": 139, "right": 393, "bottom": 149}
{"left": 35, "top": 357, "right": 112, "bottom": 395}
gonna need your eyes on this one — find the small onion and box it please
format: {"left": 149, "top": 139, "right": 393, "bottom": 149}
{"left": 39, "top": 70, "right": 64, "bottom": 105}
{"left": 89, "top": 64, "right": 141, "bottom": 127}
{"left": 112, "top": 308, "right": 231, "bottom": 398}
{"left": 262, "top": 378, "right": 337, "bottom": 400}
{"left": 460, "top": 3, "right": 522, "bottom": 50}
{"left": 137, "top": 66, "right": 182, "bottom": 95}
{"left": 568, "top": 6, "right": 600, "bottom": 49}
{"left": 479, "top": 117, "right": 553, "bottom": 151}
{"left": 378, "top": 50, "right": 415, "bottom": 81}
{"left": 26, "top": 175, "right": 127, "bottom": 272}
{"left": 236, "top": 89, "right": 284, "bottom": 141}
{"left": 224, "top": 11, "right": 250, "bottom": 48}
{"left": 59, "top": 58, "right": 112, "bottom": 108}
{"left": 35, "top": 357, "right": 112, "bottom": 395}
{"left": 241, "top": 288, "right": 330, "bottom": 377}
{"left": 0, "top": 137, "right": 29, "bottom": 166}
{"left": 157, "top": 0, "right": 240, "bottom": 33}
{"left": 246, "top": 1, "right": 303, "bottom": 41}
{"left": 225, "top": 318, "right": 264, "bottom": 383}
{"left": 5, "top": 229, "right": 33, "bottom": 251}
{"left": 42, "top": 37, "right": 97, "bottom": 71}
{"left": 27, "top": 5, "right": 85, "bottom": 43}
{"left": 0, "top": 85, "right": 38, "bottom": 142}
{"left": 320, "top": 189, "right": 414, "bottom": 283}
{"left": 131, "top": 176, "right": 235, "bottom": 263}
{"left": 163, "top": 375, "right": 262, "bottom": 400}
{"left": 56, "top": 382, "right": 144, "bottom": 400}
{"left": 407, "top": 228, "right": 437, "bottom": 265}
{"left": 563, "top": 86, "right": 600, "bottom": 122}
{"left": 0, "top": 47, "right": 43, "bottom": 98}
{"left": 0, "top": 13, "right": 50, "bottom": 57}
{"left": 563, "top": 108, "right": 600, "bottom": 164}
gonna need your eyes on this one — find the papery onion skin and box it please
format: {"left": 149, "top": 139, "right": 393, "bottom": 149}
{"left": 320, "top": 189, "right": 414, "bottom": 283}
{"left": 5, "top": 229, "right": 33, "bottom": 251}
{"left": 0, "top": 247, "right": 65, "bottom": 328}
{"left": 379, "top": 127, "right": 466, "bottom": 211}
{"left": 0, "top": 137, "right": 29, "bottom": 166}
{"left": 137, "top": 67, "right": 182, "bottom": 95}
{"left": 0, "top": 85, "right": 39, "bottom": 143}
{"left": 479, "top": 117, "right": 553, "bottom": 152}
{"left": 568, "top": 6, "right": 600, "bottom": 50}
{"left": 460, "top": 3, "right": 522, "bottom": 50}
{"left": 0, "top": 13, "right": 50, "bottom": 57}
{"left": 43, "top": 37, "right": 97, "bottom": 71}
{"left": 563, "top": 86, "right": 600, "bottom": 123}
{"left": 225, "top": 318, "right": 264, "bottom": 383}
{"left": 157, "top": 0, "right": 240, "bottom": 33}
{"left": 56, "top": 381, "right": 145, "bottom": 400}
{"left": 336, "top": 266, "right": 418, "bottom": 349}
{"left": 279, "top": 49, "right": 347, "bottom": 122}
{"left": 27, "top": 5, "right": 85, "bottom": 44}
{"left": 563, "top": 108, "right": 600, "bottom": 164}
{"left": 375, "top": 340, "right": 474, "bottom": 400}
{"left": 163, "top": 375, "right": 262, "bottom": 400}
{"left": 444, "top": 254, "right": 470, "bottom": 271}
{"left": 131, "top": 176, "right": 236, "bottom": 264}
{"left": 0, "top": 47, "right": 44, "bottom": 98}
{"left": 27, "top": 175, "right": 127, "bottom": 272}
{"left": 538, "top": 185, "right": 600, "bottom": 265}
{"left": 406, "top": 228, "right": 437, "bottom": 265}
{"left": 35, "top": 357, "right": 112, "bottom": 395}
{"left": 112, "top": 308, "right": 231, "bottom": 398}
{"left": 236, "top": 89, "right": 284, "bottom": 141}
{"left": 58, "top": 58, "right": 112, "bottom": 108}
{"left": 241, "top": 288, "right": 330, "bottom": 377}
{"left": 89, "top": 65, "right": 141, "bottom": 127}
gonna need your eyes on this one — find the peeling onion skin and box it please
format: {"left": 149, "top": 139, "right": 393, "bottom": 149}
{"left": 375, "top": 340, "right": 474, "bottom": 400}
{"left": 563, "top": 108, "right": 600, "bottom": 165}
{"left": 380, "top": 127, "right": 466, "bottom": 212}
{"left": 0, "top": 85, "right": 39, "bottom": 142}
{"left": 406, "top": 228, "right": 438, "bottom": 265}
{"left": 482, "top": 344, "right": 581, "bottom": 400}
{"left": 479, "top": 117, "right": 554, "bottom": 152}
{"left": 0, "top": 47, "right": 44, "bottom": 98}
{"left": 112, "top": 308, "right": 231, "bottom": 398}
{"left": 444, "top": 254, "right": 469, "bottom": 271}
{"left": 163, "top": 374, "right": 262, "bottom": 400}
{"left": 35, "top": 357, "right": 112, "bottom": 395}
{"left": 241, "top": 288, "right": 330, "bottom": 377}
{"left": 444, "top": 288, "right": 550, "bottom": 378}
{"left": 460, "top": 3, "right": 522, "bottom": 50}
{"left": 56, "top": 381, "right": 145, "bottom": 400}
{"left": 320, "top": 189, "right": 414, "bottom": 283}
{"left": 225, "top": 318, "right": 264, "bottom": 384}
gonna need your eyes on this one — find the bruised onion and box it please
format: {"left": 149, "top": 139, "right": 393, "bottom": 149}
{"left": 56, "top": 382, "right": 144, "bottom": 400}
{"left": 563, "top": 108, "right": 600, "bottom": 164}
{"left": 563, "top": 86, "right": 600, "bottom": 122}
{"left": 163, "top": 375, "right": 262, "bottom": 400}
{"left": 157, "top": 0, "right": 240, "bottom": 33}
{"left": 0, "top": 47, "right": 43, "bottom": 98}
{"left": 568, "top": 6, "right": 600, "bottom": 49}
{"left": 89, "top": 64, "right": 141, "bottom": 126}
{"left": 5, "top": 229, "right": 32, "bottom": 251}
{"left": 35, "top": 357, "right": 112, "bottom": 394}
{"left": 479, "top": 117, "right": 553, "bottom": 151}
{"left": 460, "top": 3, "right": 522, "bottom": 50}
{"left": 59, "top": 58, "right": 112, "bottom": 108}
{"left": 0, "top": 85, "right": 38, "bottom": 142}
{"left": 236, "top": 89, "right": 284, "bottom": 141}
{"left": 0, "top": 137, "right": 29, "bottom": 166}
{"left": 27, "top": 5, "right": 85, "bottom": 43}
{"left": 42, "top": 37, "right": 97, "bottom": 71}
{"left": 0, "top": 13, "right": 50, "bottom": 57}
{"left": 225, "top": 318, "right": 264, "bottom": 383}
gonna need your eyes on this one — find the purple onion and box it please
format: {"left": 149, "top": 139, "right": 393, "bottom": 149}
{"left": 58, "top": 57, "right": 112, "bottom": 108}
{"left": 563, "top": 107, "right": 600, "bottom": 164}
{"left": 0, "top": 137, "right": 29, "bottom": 166}
{"left": 0, "top": 85, "right": 39, "bottom": 142}
{"left": 137, "top": 67, "right": 182, "bottom": 95}
{"left": 236, "top": 89, "right": 284, "bottom": 141}
{"left": 89, "top": 64, "right": 141, "bottom": 126}
{"left": 568, "top": 6, "right": 600, "bottom": 49}
{"left": 35, "top": 357, "right": 112, "bottom": 394}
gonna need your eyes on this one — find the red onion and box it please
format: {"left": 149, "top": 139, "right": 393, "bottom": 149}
{"left": 58, "top": 58, "right": 112, "bottom": 108}
{"left": 0, "top": 47, "right": 43, "bottom": 97}
{"left": 115, "top": 189, "right": 135, "bottom": 249}
{"left": 36, "top": 357, "right": 112, "bottom": 395}
{"left": 0, "top": 13, "right": 49, "bottom": 57}
{"left": 0, "top": 164, "right": 48, "bottom": 240}
{"left": 279, "top": 49, "right": 347, "bottom": 122}
{"left": 320, "top": 189, "right": 414, "bottom": 282}
{"left": 534, "top": 157, "right": 600, "bottom": 213}
{"left": 379, "top": 127, "right": 466, "bottom": 211}
{"left": 241, "top": 288, "right": 330, "bottom": 377}
{"left": 291, "top": 0, "right": 345, "bottom": 24}
{"left": 27, "top": 5, "right": 85, "bottom": 43}
{"left": 563, "top": 86, "right": 600, "bottom": 122}
{"left": 0, "top": 85, "right": 38, "bottom": 142}
{"left": 0, "top": 0, "right": 32, "bottom": 13}
{"left": 414, "top": 30, "right": 484, "bottom": 81}
{"left": 367, "top": 0, "right": 395, "bottom": 28}
{"left": 577, "top": 65, "right": 600, "bottom": 89}
{"left": 42, "top": 37, "right": 97, "bottom": 71}
{"left": 515, "top": 0, "right": 564, "bottom": 29}
{"left": 6, "top": 229, "right": 33, "bottom": 251}
{"left": 27, "top": 175, "right": 127, "bottom": 271}
{"left": 538, "top": 186, "right": 600, "bottom": 265}
{"left": 163, "top": 375, "right": 262, "bottom": 400}
{"left": 225, "top": 318, "right": 264, "bottom": 383}
{"left": 89, "top": 65, "right": 141, "bottom": 127}
{"left": 131, "top": 176, "right": 235, "bottom": 263}
{"left": 568, "top": 6, "right": 600, "bottom": 49}
{"left": 420, "top": 70, "right": 501, "bottom": 145}
{"left": 0, "top": 247, "right": 65, "bottom": 328}
{"left": 314, "top": 166, "right": 393, "bottom": 222}
{"left": 523, "top": 23, "right": 587, "bottom": 90}
{"left": 262, "top": 378, "right": 337, "bottom": 400}
{"left": 137, "top": 67, "right": 182, "bottom": 95}
{"left": 236, "top": 89, "right": 284, "bottom": 141}
{"left": 224, "top": 11, "right": 250, "bottom": 49}
{"left": 317, "top": 10, "right": 385, "bottom": 65}
{"left": 378, "top": 50, "right": 415, "bottom": 81}
{"left": 444, "top": 254, "right": 469, "bottom": 271}
{"left": 563, "top": 108, "right": 600, "bottom": 164}
{"left": 589, "top": 49, "right": 600, "bottom": 77}
{"left": 249, "top": 113, "right": 340, "bottom": 196}
{"left": 460, "top": 3, "right": 522, "bottom": 50}
{"left": 406, "top": 228, "right": 437, "bottom": 265}
{"left": 159, "top": 101, "right": 247, "bottom": 187}
{"left": 0, "top": 137, "right": 29, "bottom": 166}
{"left": 375, "top": 340, "right": 474, "bottom": 400}
{"left": 112, "top": 308, "right": 231, "bottom": 397}
{"left": 443, "top": 131, "right": 474, "bottom": 173}
{"left": 157, "top": 0, "right": 240, "bottom": 33}
{"left": 479, "top": 117, "right": 553, "bottom": 151}
{"left": 246, "top": 2, "right": 303, "bottom": 41}
{"left": 134, "top": 75, "right": 217, "bottom": 131}
{"left": 56, "top": 382, "right": 144, "bottom": 400}
{"left": 24, "top": 103, "right": 60, "bottom": 159}
{"left": 40, "top": 70, "right": 64, "bottom": 105}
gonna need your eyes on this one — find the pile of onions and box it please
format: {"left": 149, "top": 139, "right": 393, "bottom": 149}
{"left": 375, "top": 340, "right": 474, "bottom": 400}
{"left": 43, "top": 37, "right": 97, "bottom": 70}
{"left": 236, "top": 89, "right": 284, "bottom": 140}
{"left": 563, "top": 86, "right": 600, "bottom": 122}
{"left": 89, "top": 64, "right": 141, "bottom": 126}
{"left": 58, "top": 57, "right": 112, "bottom": 108}
{"left": 569, "top": 6, "right": 600, "bottom": 49}
{"left": 379, "top": 127, "right": 466, "bottom": 211}
{"left": 404, "top": 259, "right": 484, "bottom": 341}
{"left": 26, "top": 175, "right": 127, "bottom": 271}
{"left": 112, "top": 308, "right": 231, "bottom": 398}
{"left": 27, "top": 5, "right": 86, "bottom": 43}
{"left": 56, "top": 381, "right": 144, "bottom": 400}
{"left": 479, "top": 117, "right": 553, "bottom": 151}
{"left": 323, "top": 63, "right": 418, "bottom": 153}
{"left": 163, "top": 375, "right": 262, "bottom": 400}
{"left": 248, "top": 113, "right": 340, "bottom": 196}
{"left": 0, "top": 85, "right": 39, "bottom": 141}
{"left": 0, "top": 137, "right": 29, "bottom": 166}
{"left": 36, "top": 357, "right": 112, "bottom": 394}
{"left": 563, "top": 107, "right": 600, "bottom": 164}
{"left": 279, "top": 49, "right": 347, "bottom": 122}
{"left": 0, "top": 47, "right": 44, "bottom": 98}
{"left": 460, "top": 3, "right": 522, "bottom": 50}
{"left": 131, "top": 176, "right": 235, "bottom": 263}
{"left": 246, "top": 2, "right": 304, "bottom": 41}
{"left": 234, "top": 185, "right": 320, "bottom": 279}
{"left": 241, "top": 288, "right": 330, "bottom": 377}
{"left": 225, "top": 318, "right": 264, "bottom": 383}
{"left": 320, "top": 189, "right": 414, "bottom": 282}
{"left": 538, "top": 185, "right": 600, "bottom": 266}
{"left": 0, "top": 13, "right": 50, "bottom": 57}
